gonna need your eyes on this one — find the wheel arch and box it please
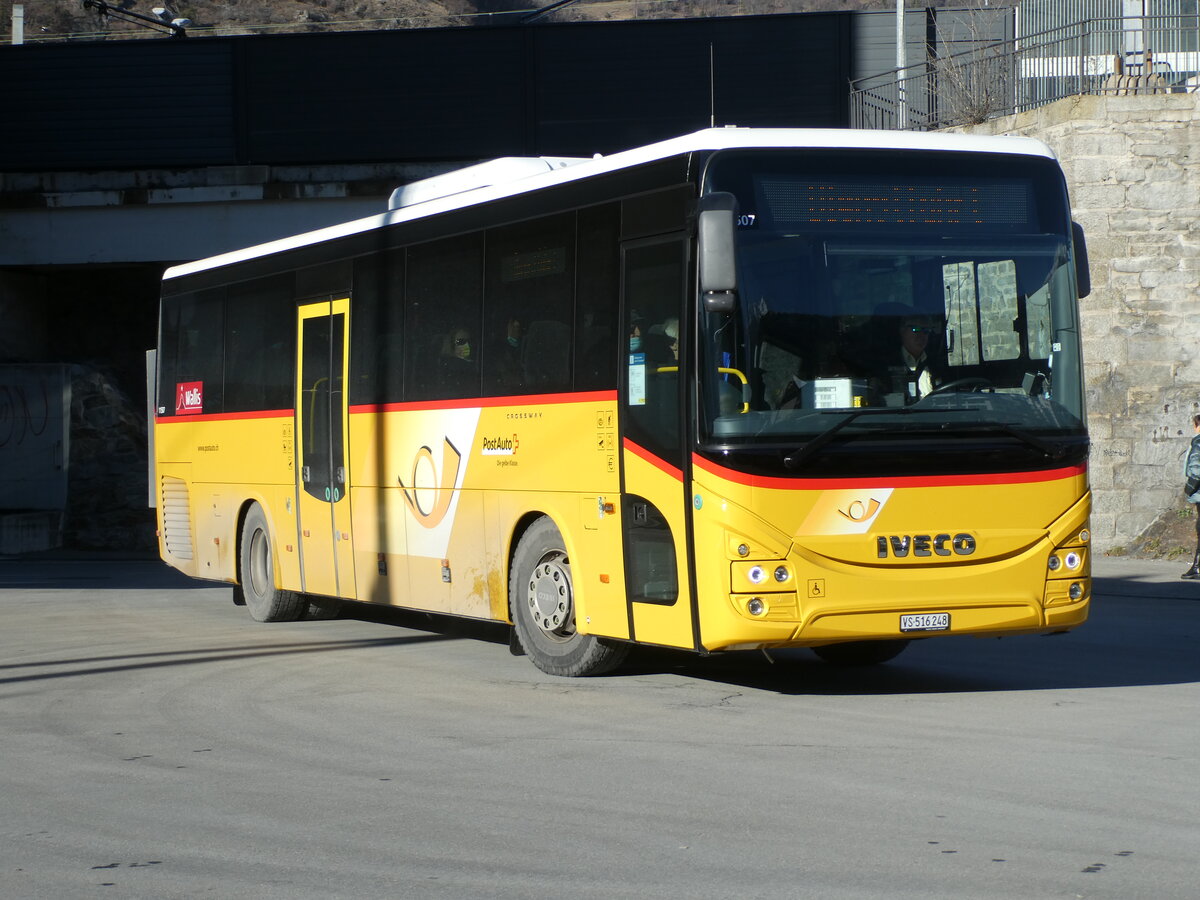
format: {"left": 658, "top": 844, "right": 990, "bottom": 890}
{"left": 505, "top": 510, "right": 556, "bottom": 620}
{"left": 233, "top": 494, "right": 284, "bottom": 589}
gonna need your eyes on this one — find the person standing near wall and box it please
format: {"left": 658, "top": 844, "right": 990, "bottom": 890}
{"left": 1182, "top": 413, "right": 1200, "bottom": 579}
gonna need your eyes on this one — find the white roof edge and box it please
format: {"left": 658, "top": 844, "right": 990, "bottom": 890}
{"left": 388, "top": 156, "right": 592, "bottom": 210}
{"left": 164, "top": 127, "right": 1057, "bottom": 282}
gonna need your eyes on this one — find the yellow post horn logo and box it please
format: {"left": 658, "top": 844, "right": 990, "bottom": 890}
{"left": 838, "top": 498, "right": 881, "bottom": 523}
{"left": 398, "top": 437, "right": 462, "bottom": 529}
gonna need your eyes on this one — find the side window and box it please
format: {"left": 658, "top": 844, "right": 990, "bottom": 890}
{"left": 350, "top": 249, "right": 405, "bottom": 405}
{"left": 944, "top": 260, "right": 1021, "bottom": 366}
{"left": 624, "top": 239, "right": 686, "bottom": 460}
{"left": 978, "top": 260, "right": 1020, "bottom": 361}
{"left": 158, "top": 287, "right": 225, "bottom": 416}
{"left": 225, "top": 275, "right": 294, "bottom": 413}
{"left": 483, "top": 213, "right": 575, "bottom": 397}
{"left": 405, "top": 235, "right": 483, "bottom": 402}
{"left": 575, "top": 203, "right": 621, "bottom": 391}
{"left": 944, "top": 262, "right": 980, "bottom": 367}
{"left": 1026, "top": 283, "right": 1052, "bottom": 361}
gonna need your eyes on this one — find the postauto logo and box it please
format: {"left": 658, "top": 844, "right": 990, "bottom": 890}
{"left": 480, "top": 434, "right": 518, "bottom": 456}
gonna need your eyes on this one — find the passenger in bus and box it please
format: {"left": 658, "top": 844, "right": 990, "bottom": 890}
{"left": 896, "top": 316, "right": 941, "bottom": 401}
{"left": 490, "top": 317, "right": 524, "bottom": 393}
{"left": 628, "top": 311, "right": 643, "bottom": 353}
{"left": 872, "top": 304, "right": 944, "bottom": 405}
{"left": 662, "top": 317, "right": 680, "bottom": 361}
{"left": 439, "top": 327, "right": 477, "bottom": 396}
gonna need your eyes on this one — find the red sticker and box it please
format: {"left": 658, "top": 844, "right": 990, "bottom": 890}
{"left": 176, "top": 381, "right": 203, "bottom": 415}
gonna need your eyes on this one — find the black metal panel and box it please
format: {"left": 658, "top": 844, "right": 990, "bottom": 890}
{"left": 0, "top": 12, "right": 852, "bottom": 173}
{"left": 240, "top": 28, "right": 529, "bottom": 164}
{"left": 534, "top": 14, "right": 851, "bottom": 155}
{"left": 0, "top": 40, "right": 236, "bottom": 170}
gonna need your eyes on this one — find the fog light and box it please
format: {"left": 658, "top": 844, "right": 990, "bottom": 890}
{"left": 1064, "top": 551, "right": 1082, "bottom": 570}
{"left": 746, "top": 597, "right": 766, "bottom": 616}
{"left": 1047, "top": 555, "right": 1061, "bottom": 572}
{"left": 1069, "top": 582, "right": 1084, "bottom": 600}
{"left": 774, "top": 566, "right": 790, "bottom": 583}
{"left": 748, "top": 565, "right": 767, "bottom": 584}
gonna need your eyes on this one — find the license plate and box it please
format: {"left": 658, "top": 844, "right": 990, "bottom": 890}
{"left": 900, "top": 612, "right": 950, "bottom": 632}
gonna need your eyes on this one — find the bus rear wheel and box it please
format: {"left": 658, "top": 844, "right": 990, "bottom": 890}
{"left": 240, "top": 503, "right": 307, "bottom": 623}
{"left": 812, "top": 639, "right": 910, "bottom": 666}
{"left": 510, "top": 517, "right": 629, "bottom": 677}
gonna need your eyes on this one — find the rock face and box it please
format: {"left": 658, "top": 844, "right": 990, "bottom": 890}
{"left": 65, "top": 366, "right": 156, "bottom": 553}
{"left": 957, "top": 92, "right": 1200, "bottom": 557}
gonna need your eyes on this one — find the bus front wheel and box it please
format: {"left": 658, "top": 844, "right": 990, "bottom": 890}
{"left": 510, "top": 517, "right": 629, "bottom": 677}
{"left": 812, "top": 639, "right": 910, "bottom": 666}
{"left": 239, "top": 503, "right": 307, "bottom": 623}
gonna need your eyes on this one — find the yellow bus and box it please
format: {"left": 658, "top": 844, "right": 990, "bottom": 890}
{"left": 152, "top": 127, "right": 1092, "bottom": 675}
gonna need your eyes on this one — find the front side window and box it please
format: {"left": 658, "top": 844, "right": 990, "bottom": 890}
{"left": 698, "top": 149, "right": 1087, "bottom": 478}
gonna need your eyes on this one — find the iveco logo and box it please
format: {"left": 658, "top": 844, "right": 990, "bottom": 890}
{"left": 876, "top": 533, "right": 976, "bottom": 558}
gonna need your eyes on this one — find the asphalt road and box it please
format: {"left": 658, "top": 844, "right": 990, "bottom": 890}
{"left": 2, "top": 556, "right": 1198, "bottom": 899}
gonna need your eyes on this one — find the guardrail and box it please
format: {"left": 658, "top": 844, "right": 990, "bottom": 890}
{"left": 850, "top": 15, "right": 1200, "bottom": 131}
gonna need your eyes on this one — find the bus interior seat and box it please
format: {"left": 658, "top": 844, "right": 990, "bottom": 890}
{"left": 522, "top": 320, "right": 571, "bottom": 391}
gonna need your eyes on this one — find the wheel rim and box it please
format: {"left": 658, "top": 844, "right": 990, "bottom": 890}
{"left": 249, "top": 528, "right": 271, "bottom": 597}
{"left": 526, "top": 550, "right": 575, "bottom": 642}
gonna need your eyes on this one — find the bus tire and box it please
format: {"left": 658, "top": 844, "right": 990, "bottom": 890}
{"left": 812, "top": 640, "right": 910, "bottom": 666}
{"left": 239, "top": 503, "right": 307, "bottom": 623}
{"left": 510, "top": 517, "right": 629, "bottom": 677}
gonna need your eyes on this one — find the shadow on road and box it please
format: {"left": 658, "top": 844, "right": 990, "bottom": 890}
{"left": 630, "top": 571, "right": 1200, "bottom": 695}
{"left": 6, "top": 561, "right": 1198, "bottom": 695}
{"left": 0, "top": 633, "right": 462, "bottom": 686}
{"left": 0, "top": 558, "right": 213, "bottom": 590}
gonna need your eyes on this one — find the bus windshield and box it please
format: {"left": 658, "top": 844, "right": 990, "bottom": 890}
{"left": 699, "top": 149, "right": 1087, "bottom": 477}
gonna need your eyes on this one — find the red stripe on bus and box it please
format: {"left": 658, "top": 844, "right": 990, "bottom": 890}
{"left": 155, "top": 408, "right": 294, "bottom": 424}
{"left": 349, "top": 390, "right": 617, "bottom": 415}
{"left": 623, "top": 438, "right": 683, "bottom": 482}
{"left": 692, "top": 454, "right": 1087, "bottom": 490}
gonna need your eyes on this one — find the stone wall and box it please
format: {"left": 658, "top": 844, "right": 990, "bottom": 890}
{"left": 954, "top": 92, "right": 1200, "bottom": 555}
{"left": 65, "top": 366, "right": 155, "bottom": 553}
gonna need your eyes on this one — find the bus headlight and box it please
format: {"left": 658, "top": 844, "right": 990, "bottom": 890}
{"left": 1064, "top": 551, "right": 1082, "bottom": 570}
{"left": 1047, "top": 555, "right": 1061, "bottom": 572}
{"left": 748, "top": 566, "right": 767, "bottom": 584}
{"left": 774, "top": 566, "right": 790, "bottom": 583}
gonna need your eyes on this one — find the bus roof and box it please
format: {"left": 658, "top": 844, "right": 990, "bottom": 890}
{"left": 163, "top": 127, "right": 1058, "bottom": 281}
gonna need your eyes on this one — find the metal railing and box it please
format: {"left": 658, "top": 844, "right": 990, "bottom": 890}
{"left": 850, "top": 15, "right": 1200, "bottom": 131}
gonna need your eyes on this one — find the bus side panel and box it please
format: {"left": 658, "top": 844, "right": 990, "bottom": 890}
{"left": 346, "top": 397, "right": 626, "bottom": 631}
{"left": 155, "top": 414, "right": 298, "bottom": 587}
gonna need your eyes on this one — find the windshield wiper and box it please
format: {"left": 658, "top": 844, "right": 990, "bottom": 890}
{"left": 948, "top": 422, "right": 1074, "bottom": 460}
{"left": 782, "top": 408, "right": 935, "bottom": 469}
{"left": 782, "top": 413, "right": 1074, "bottom": 469}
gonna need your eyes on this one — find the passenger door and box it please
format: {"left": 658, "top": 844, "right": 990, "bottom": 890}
{"left": 295, "top": 298, "right": 356, "bottom": 599}
{"left": 620, "top": 236, "right": 694, "bottom": 649}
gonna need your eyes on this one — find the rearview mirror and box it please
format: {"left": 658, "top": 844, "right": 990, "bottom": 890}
{"left": 698, "top": 192, "right": 739, "bottom": 308}
{"left": 1072, "top": 221, "right": 1091, "bottom": 299}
